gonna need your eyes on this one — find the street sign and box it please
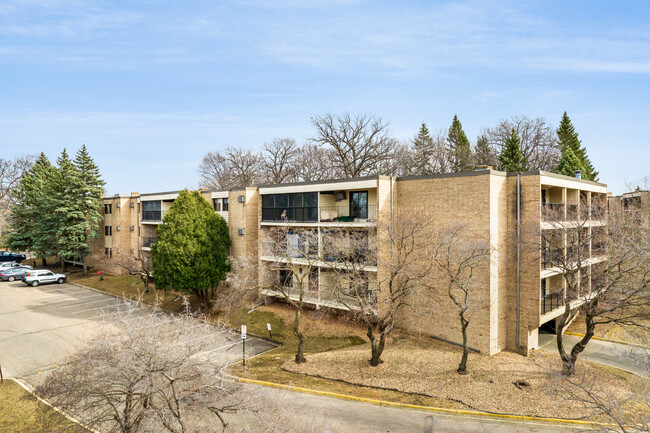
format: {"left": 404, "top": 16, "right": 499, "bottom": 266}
{"left": 266, "top": 323, "right": 271, "bottom": 331}
{"left": 241, "top": 325, "right": 247, "bottom": 339}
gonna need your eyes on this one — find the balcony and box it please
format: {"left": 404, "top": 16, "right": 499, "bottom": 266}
{"left": 262, "top": 284, "right": 376, "bottom": 311}
{"left": 541, "top": 291, "right": 564, "bottom": 315}
{"left": 566, "top": 204, "right": 578, "bottom": 220}
{"left": 542, "top": 203, "right": 564, "bottom": 221}
{"left": 542, "top": 248, "right": 564, "bottom": 269}
{"left": 592, "top": 241, "right": 607, "bottom": 256}
{"left": 591, "top": 206, "right": 607, "bottom": 220}
{"left": 320, "top": 205, "right": 377, "bottom": 222}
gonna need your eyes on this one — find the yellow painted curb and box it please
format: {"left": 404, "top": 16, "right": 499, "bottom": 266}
{"left": 237, "top": 377, "right": 610, "bottom": 427}
{"left": 565, "top": 331, "right": 650, "bottom": 349}
{"left": 9, "top": 378, "right": 101, "bottom": 433}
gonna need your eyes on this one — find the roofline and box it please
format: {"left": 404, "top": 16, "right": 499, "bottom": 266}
{"left": 257, "top": 175, "right": 381, "bottom": 189}
{"left": 526, "top": 170, "right": 607, "bottom": 188}
{"left": 396, "top": 169, "right": 502, "bottom": 182}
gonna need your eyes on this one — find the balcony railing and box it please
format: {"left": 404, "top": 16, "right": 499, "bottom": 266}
{"left": 592, "top": 241, "right": 607, "bottom": 256}
{"left": 142, "top": 237, "right": 156, "bottom": 248}
{"left": 580, "top": 205, "right": 590, "bottom": 220}
{"left": 542, "top": 291, "right": 564, "bottom": 315}
{"left": 262, "top": 207, "right": 318, "bottom": 223}
{"left": 542, "top": 203, "right": 564, "bottom": 221}
{"left": 319, "top": 205, "right": 377, "bottom": 222}
{"left": 566, "top": 204, "right": 578, "bottom": 220}
{"left": 542, "top": 248, "right": 564, "bottom": 269}
{"left": 591, "top": 206, "right": 607, "bottom": 220}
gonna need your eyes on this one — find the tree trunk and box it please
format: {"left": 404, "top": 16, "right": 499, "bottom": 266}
{"left": 294, "top": 308, "right": 306, "bottom": 363}
{"left": 60, "top": 257, "right": 66, "bottom": 273}
{"left": 41, "top": 257, "right": 47, "bottom": 267}
{"left": 367, "top": 325, "right": 386, "bottom": 367}
{"left": 457, "top": 315, "right": 469, "bottom": 374}
{"left": 557, "top": 303, "right": 597, "bottom": 376}
{"left": 82, "top": 256, "right": 87, "bottom": 276}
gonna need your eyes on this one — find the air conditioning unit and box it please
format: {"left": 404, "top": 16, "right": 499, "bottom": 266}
{"left": 237, "top": 228, "right": 245, "bottom": 235}
{"left": 116, "top": 226, "right": 120, "bottom": 231}
{"left": 129, "top": 202, "right": 134, "bottom": 208}
{"left": 129, "top": 225, "right": 134, "bottom": 231}
{"left": 116, "top": 203, "right": 120, "bottom": 208}
{"left": 238, "top": 195, "right": 245, "bottom": 203}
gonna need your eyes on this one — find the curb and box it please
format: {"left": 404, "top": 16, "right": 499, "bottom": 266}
{"left": 9, "top": 378, "right": 100, "bottom": 433}
{"left": 565, "top": 332, "right": 650, "bottom": 349}
{"left": 236, "top": 377, "right": 609, "bottom": 428}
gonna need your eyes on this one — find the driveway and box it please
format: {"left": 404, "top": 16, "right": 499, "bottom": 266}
{"left": 538, "top": 331, "right": 649, "bottom": 377}
{"left": 0, "top": 280, "right": 275, "bottom": 379}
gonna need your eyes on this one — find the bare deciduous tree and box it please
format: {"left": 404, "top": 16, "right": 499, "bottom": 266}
{"left": 310, "top": 113, "right": 397, "bottom": 178}
{"left": 0, "top": 155, "right": 34, "bottom": 233}
{"left": 199, "top": 147, "right": 262, "bottom": 189}
{"left": 531, "top": 197, "right": 650, "bottom": 376}
{"left": 328, "top": 212, "right": 431, "bottom": 366}
{"left": 261, "top": 138, "right": 299, "bottom": 184}
{"left": 35, "top": 300, "right": 245, "bottom": 433}
{"left": 484, "top": 116, "right": 559, "bottom": 171}
{"left": 428, "top": 225, "right": 491, "bottom": 374}
{"left": 295, "top": 144, "right": 342, "bottom": 182}
{"left": 260, "top": 226, "right": 320, "bottom": 363}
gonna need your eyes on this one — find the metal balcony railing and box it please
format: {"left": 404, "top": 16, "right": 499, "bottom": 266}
{"left": 566, "top": 204, "right": 578, "bottom": 220}
{"left": 591, "top": 206, "right": 607, "bottom": 220}
{"left": 542, "top": 291, "right": 564, "bottom": 314}
{"left": 542, "top": 248, "right": 564, "bottom": 269}
{"left": 542, "top": 203, "right": 564, "bottom": 221}
{"left": 319, "top": 205, "right": 377, "bottom": 222}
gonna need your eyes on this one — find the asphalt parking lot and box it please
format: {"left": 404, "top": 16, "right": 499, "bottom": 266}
{"left": 0, "top": 280, "right": 275, "bottom": 380}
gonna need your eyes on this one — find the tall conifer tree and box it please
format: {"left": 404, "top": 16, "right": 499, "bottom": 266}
{"left": 412, "top": 122, "right": 434, "bottom": 175}
{"left": 74, "top": 145, "right": 105, "bottom": 274}
{"left": 556, "top": 112, "right": 598, "bottom": 180}
{"left": 446, "top": 115, "right": 472, "bottom": 172}
{"left": 554, "top": 145, "right": 585, "bottom": 178}
{"left": 473, "top": 135, "right": 497, "bottom": 167}
{"left": 498, "top": 128, "right": 528, "bottom": 172}
{"left": 5, "top": 153, "right": 57, "bottom": 265}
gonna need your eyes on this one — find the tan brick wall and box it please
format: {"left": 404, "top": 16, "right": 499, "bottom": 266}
{"left": 392, "top": 172, "right": 494, "bottom": 354}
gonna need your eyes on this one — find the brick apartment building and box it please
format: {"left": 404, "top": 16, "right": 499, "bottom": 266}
{"left": 93, "top": 168, "right": 608, "bottom": 356}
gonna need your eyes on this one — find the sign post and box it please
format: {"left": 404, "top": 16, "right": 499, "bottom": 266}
{"left": 267, "top": 322, "right": 272, "bottom": 339}
{"left": 241, "top": 325, "right": 247, "bottom": 368}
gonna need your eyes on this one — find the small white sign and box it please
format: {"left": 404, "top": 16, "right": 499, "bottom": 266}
{"left": 241, "top": 325, "right": 247, "bottom": 339}
{"left": 266, "top": 323, "right": 272, "bottom": 331}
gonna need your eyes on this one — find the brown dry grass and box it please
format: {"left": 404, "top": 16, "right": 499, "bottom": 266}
{"left": 567, "top": 313, "right": 650, "bottom": 346}
{"left": 283, "top": 334, "right": 640, "bottom": 420}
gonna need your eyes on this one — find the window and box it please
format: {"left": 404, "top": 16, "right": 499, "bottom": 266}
{"left": 262, "top": 192, "right": 318, "bottom": 222}
{"left": 222, "top": 198, "right": 228, "bottom": 211}
{"left": 541, "top": 278, "right": 547, "bottom": 297}
{"left": 104, "top": 204, "right": 112, "bottom": 214}
{"left": 105, "top": 248, "right": 109, "bottom": 256}
{"left": 104, "top": 226, "right": 112, "bottom": 236}
{"left": 142, "top": 201, "right": 162, "bottom": 221}
{"left": 350, "top": 191, "right": 368, "bottom": 219}
{"left": 213, "top": 198, "right": 221, "bottom": 212}
{"left": 279, "top": 269, "right": 293, "bottom": 288}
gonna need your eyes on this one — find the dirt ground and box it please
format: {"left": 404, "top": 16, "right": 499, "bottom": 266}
{"left": 283, "top": 334, "right": 641, "bottom": 420}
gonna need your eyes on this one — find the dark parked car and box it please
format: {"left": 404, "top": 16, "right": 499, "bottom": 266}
{"left": 0, "top": 266, "right": 32, "bottom": 282}
{"left": 0, "top": 251, "right": 26, "bottom": 263}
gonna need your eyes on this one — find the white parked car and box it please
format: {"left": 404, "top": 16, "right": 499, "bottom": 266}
{"left": 24, "top": 270, "right": 66, "bottom": 287}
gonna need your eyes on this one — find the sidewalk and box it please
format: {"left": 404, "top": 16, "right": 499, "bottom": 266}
{"left": 538, "top": 332, "right": 648, "bottom": 377}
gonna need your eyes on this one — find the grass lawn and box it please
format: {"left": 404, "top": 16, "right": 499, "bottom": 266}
{"left": 0, "top": 381, "right": 87, "bottom": 433}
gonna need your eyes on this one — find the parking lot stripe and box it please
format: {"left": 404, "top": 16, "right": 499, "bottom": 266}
{"left": 72, "top": 302, "right": 126, "bottom": 314}
{"left": 58, "top": 298, "right": 114, "bottom": 309}
{"left": 44, "top": 294, "right": 105, "bottom": 305}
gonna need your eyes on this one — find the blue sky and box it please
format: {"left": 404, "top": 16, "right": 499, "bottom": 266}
{"left": 1, "top": 0, "right": 648, "bottom": 195}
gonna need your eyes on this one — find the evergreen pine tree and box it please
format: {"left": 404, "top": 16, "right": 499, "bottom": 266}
{"left": 152, "top": 190, "right": 232, "bottom": 308}
{"left": 74, "top": 145, "right": 105, "bottom": 274}
{"left": 473, "top": 135, "right": 497, "bottom": 167}
{"left": 446, "top": 115, "right": 473, "bottom": 172}
{"left": 556, "top": 112, "right": 598, "bottom": 180}
{"left": 554, "top": 145, "right": 585, "bottom": 178}
{"left": 49, "top": 149, "right": 86, "bottom": 271}
{"left": 498, "top": 128, "right": 528, "bottom": 172}
{"left": 5, "top": 153, "right": 58, "bottom": 265}
{"left": 412, "top": 122, "right": 434, "bottom": 175}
